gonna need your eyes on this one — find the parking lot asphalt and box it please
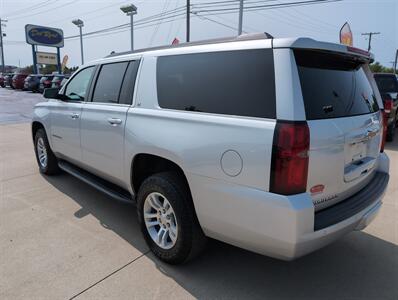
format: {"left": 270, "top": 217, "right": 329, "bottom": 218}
{"left": 0, "top": 89, "right": 43, "bottom": 124}
{"left": 0, "top": 88, "right": 397, "bottom": 299}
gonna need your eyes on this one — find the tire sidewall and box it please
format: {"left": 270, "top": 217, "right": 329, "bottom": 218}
{"left": 137, "top": 174, "right": 192, "bottom": 263}
{"left": 34, "top": 129, "right": 50, "bottom": 174}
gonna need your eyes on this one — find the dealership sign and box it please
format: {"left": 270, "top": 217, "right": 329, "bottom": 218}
{"left": 25, "top": 24, "right": 64, "bottom": 48}
{"left": 36, "top": 51, "right": 57, "bottom": 65}
{"left": 339, "top": 22, "right": 353, "bottom": 47}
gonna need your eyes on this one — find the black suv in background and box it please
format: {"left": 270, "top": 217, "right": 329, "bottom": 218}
{"left": 24, "top": 74, "right": 43, "bottom": 92}
{"left": 374, "top": 73, "right": 398, "bottom": 141}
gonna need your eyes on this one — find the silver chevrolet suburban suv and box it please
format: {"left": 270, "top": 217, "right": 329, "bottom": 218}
{"left": 32, "top": 34, "right": 390, "bottom": 264}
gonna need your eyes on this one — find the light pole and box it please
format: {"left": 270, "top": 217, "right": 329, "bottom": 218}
{"left": 72, "top": 19, "right": 84, "bottom": 65}
{"left": 238, "top": 0, "right": 243, "bottom": 35}
{"left": 0, "top": 18, "right": 7, "bottom": 73}
{"left": 120, "top": 4, "right": 137, "bottom": 51}
{"left": 186, "top": 0, "right": 190, "bottom": 42}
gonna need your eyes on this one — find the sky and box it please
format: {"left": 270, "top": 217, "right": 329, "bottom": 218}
{"left": 0, "top": 0, "right": 397, "bottom": 68}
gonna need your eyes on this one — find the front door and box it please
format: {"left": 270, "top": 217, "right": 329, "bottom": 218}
{"left": 50, "top": 66, "right": 96, "bottom": 164}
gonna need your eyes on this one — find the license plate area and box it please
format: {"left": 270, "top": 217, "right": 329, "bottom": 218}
{"left": 348, "top": 141, "right": 367, "bottom": 164}
{"left": 344, "top": 130, "right": 378, "bottom": 182}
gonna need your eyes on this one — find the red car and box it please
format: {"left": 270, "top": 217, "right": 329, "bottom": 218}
{"left": 0, "top": 74, "right": 5, "bottom": 88}
{"left": 12, "top": 74, "right": 28, "bottom": 89}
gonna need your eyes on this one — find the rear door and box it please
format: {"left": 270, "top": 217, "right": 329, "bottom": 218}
{"left": 80, "top": 60, "right": 140, "bottom": 186}
{"left": 294, "top": 49, "right": 382, "bottom": 211}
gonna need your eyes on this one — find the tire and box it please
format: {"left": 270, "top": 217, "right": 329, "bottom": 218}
{"left": 34, "top": 128, "right": 60, "bottom": 175}
{"left": 386, "top": 122, "right": 395, "bottom": 142}
{"left": 137, "top": 172, "right": 206, "bottom": 264}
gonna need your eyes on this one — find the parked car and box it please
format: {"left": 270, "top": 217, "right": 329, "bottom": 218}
{"left": 51, "top": 75, "right": 66, "bottom": 89}
{"left": 59, "top": 77, "right": 69, "bottom": 88}
{"left": 374, "top": 73, "right": 398, "bottom": 141}
{"left": 24, "top": 74, "right": 43, "bottom": 92}
{"left": 38, "top": 75, "right": 54, "bottom": 93}
{"left": 0, "top": 74, "right": 5, "bottom": 87}
{"left": 32, "top": 34, "right": 390, "bottom": 264}
{"left": 12, "top": 73, "right": 28, "bottom": 89}
{"left": 4, "top": 73, "right": 15, "bottom": 88}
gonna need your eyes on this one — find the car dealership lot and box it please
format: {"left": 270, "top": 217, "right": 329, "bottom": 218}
{"left": 0, "top": 88, "right": 397, "bottom": 299}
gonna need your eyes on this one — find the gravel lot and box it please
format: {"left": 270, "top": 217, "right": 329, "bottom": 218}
{"left": 0, "top": 87, "right": 397, "bottom": 299}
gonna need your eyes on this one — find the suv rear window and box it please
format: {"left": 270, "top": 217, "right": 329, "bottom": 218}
{"left": 295, "top": 50, "right": 379, "bottom": 120}
{"left": 156, "top": 49, "right": 276, "bottom": 119}
{"left": 374, "top": 75, "right": 398, "bottom": 93}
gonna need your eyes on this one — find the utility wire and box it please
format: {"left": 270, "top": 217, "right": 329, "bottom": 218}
{"left": 42, "top": 1, "right": 131, "bottom": 26}
{"left": 166, "top": 0, "right": 181, "bottom": 43}
{"left": 4, "top": 0, "right": 344, "bottom": 44}
{"left": 64, "top": 11, "right": 188, "bottom": 40}
{"left": 194, "top": 13, "right": 245, "bottom": 33}
{"left": 149, "top": 0, "right": 171, "bottom": 46}
{"left": 62, "top": 0, "right": 342, "bottom": 40}
{"left": 7, "top": 0, "right": 79, "bottom": 21}
{"left": 193, "top": 0, "right": 343, "bottom": 14}
{"left": 192, "top": 0, "right": 278, "bottom": 9}
{"left": 1, "top": 0, "right": 56, "bottom": 18}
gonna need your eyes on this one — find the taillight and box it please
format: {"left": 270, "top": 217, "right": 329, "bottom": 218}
{"left": 383, "top": 98, "right": 393, "bottom": 114}
{"left": 45, "top": 80, "right": 51, "bottom": 84}
{"left": 270, "top": 121, "right": 310, "bottom": 195}
{"left": 380, "top": 110, "right": 387, "bottom": 152}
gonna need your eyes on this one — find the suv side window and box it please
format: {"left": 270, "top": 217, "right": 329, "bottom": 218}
{"left": 92, "top": 62, "right": 129, "bottom": 104}
{"left": 156, "top": 49, "right": 276, "bottom": 119}
{"left": 119, "top": 60, "right": 140, "bottom": 105}
{"left": 64, "top": 66, "right": 95, "bottom": 101}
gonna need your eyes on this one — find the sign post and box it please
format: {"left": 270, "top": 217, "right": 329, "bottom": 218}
{"left": 57, "top": 47, "right": 61, "bottom": 73}
{"left": 25, "top": 24, "right": 64, "bottom": 74}
{"left": 31, "top": 45, "right": 38, "bottom": 74}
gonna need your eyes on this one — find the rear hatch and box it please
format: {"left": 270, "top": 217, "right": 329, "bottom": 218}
{"left": 294, "top": 49, "right": 383, "bottom": 211}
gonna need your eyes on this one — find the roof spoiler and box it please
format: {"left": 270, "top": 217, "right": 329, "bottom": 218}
{"left": 105, "top": 32, "right": 273, "bottom": 58}
{"left": 273, "top": 38, "right": 374, "bottom": 63}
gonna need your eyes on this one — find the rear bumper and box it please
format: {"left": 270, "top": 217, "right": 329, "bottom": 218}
{"left": 191, "top": 153, "right": 390, "bottom": 260}
{"left": 293, "top": 172, "right": 387, "bottom": 259}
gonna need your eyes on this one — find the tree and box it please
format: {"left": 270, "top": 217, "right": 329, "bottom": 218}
{"left": 369, "top": 62, "right": 394, "bottom": 73}
{"left": 19, "top": 64, "right": 79, "bottom": 75}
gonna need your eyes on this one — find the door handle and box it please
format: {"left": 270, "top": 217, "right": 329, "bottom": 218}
{"left": 107, "top": 118, "right": 122, "bottom": 125}
{"left": 70, "top": 113, "right": 80, "bottom": 119}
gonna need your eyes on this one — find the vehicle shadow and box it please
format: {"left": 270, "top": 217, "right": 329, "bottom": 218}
{"left": 43, "top": 174, "right": 398, "bottom": 299}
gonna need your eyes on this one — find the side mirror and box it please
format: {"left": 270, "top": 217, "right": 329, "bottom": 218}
{"left": 43, "top": 87, "right": 61, "bottom": 99}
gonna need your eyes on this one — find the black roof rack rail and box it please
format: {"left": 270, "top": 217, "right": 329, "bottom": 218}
{"left": 105, "top": 32, "right": 273, "bottom": 58}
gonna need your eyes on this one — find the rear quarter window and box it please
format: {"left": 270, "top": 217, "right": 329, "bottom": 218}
{"left": 295, "top": 50, "right": 379, "bottom": 120}
{"left": 156, "top": 49, "right": 276, "bottom": 119}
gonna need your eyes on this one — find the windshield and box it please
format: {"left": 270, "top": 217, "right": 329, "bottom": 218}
{"left": 295, "top": 50, "right": 379, "bottom": 120}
